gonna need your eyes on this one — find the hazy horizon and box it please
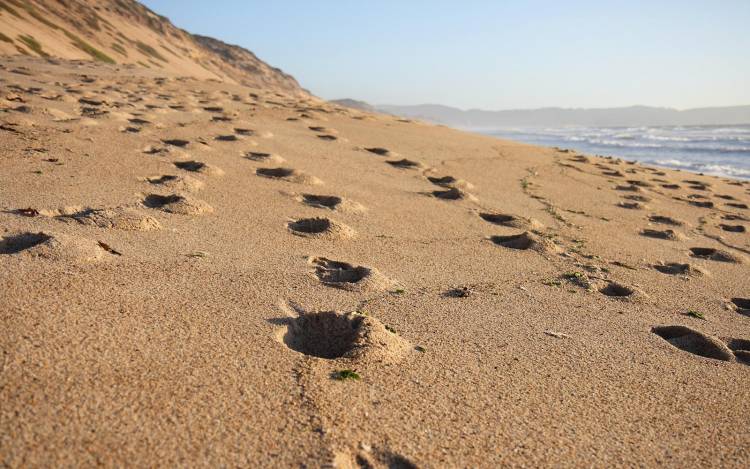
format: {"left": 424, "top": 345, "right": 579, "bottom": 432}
{"left": 142, "top": 0, "right": 750, "bottom": 110}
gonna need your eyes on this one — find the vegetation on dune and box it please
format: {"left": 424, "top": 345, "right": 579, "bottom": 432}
{"left": 6, "top": 0, "right": 62, "bottom": 30}
{"left": 17, "top": 34, "right": 47, "bottom": 56}
{"left": 135, "top": 40, "right": 168, "bottom": 62}
{"left": 136, "top": 60, "right": 150, "bottom": 68}
{"left": 0, "top": 31, "right": 13, "bottom": 43}
{"left": 64, "top": 30, "right": 115, "bottom": 64}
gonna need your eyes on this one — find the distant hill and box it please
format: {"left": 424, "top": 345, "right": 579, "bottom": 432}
{"left": 377, "top": 104, "right": 750, "bottom": 128}
{"left": 330, "top": 98, "right": 376, "bottom": 112}
{"left": 0, "top": 0, "right": 307, "bottom": 96}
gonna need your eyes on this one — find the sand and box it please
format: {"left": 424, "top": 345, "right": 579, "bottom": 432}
{"left": 1, "top": 56, "right": 750, "bottom": 468}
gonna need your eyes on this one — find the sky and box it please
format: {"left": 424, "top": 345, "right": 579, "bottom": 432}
{"left": 141, "top": 0, "right": 750, "bottom": 110}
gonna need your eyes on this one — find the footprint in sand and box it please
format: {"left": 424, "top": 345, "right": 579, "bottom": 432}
{"left": 427, "top": 175, "right": 474, "bottom": 190}
{"left": 143, "top": 193, "right": 213, "bottom": 215}
{"left": 298, "top": 193, "right": 365, "bottom": 212}
{"left": 719, "top": 224, "right": 746, "bottom": 233}
{"left": 648, "top": 215, "right": 685, "bottom": 226}
{"left": 653, "top": 262, "right": 705, "bottom": 277}
{"left": 386, "top": 158, "right": 424, "bottom": 169}
{"left": 617, "top": 201, "right": 647, "bottom": 210}
{"left": 490, "top": 232, "right": 558, "bottom": 253}
{"left": 273, "top": 306, "right": 409, "bottom": 363}
{"left": 731, "top": 298, "right": 750, "bottom": 317}
{"left": 234, "top": 127, "right": 254, "bottom": 136}
{"left": 480, "top": 212, "right": 544, "bottom": 231}
{"left": 726, "top": 202, "right": 749, "bottom": 210}
{"left": 317, "top": 134, "right": 338, "bottom": 141}
{"left": 308, "top": 257, "right": 395, "bottom": 291}
{"left": 689, "top": 247, "right": 743, "bottom": 263}
{"left": 308, "top": 125, "right": 335, "bottom": 133}
{"left": 173, "top": 160, "right": 224, "bottom": 176}
{"left": 599, "top": 282, "right": 640, "bottom": 300}
{"left": 661, "top": 183, "right": 681, "bottom": 189}
{"left": 243, "top": 151, "right": 285, "bottom": 164}
{"left": 688, "top": 200, "right": 714, "bottom": 208}
{"left": 640, "top": 229, "right": 683, "bottom": 240}
{"left": 287, "top": 217, "right": 354, "bottom": 239}
{"left": 0, "top": 231, "right": 111, "bottom": 262}
{"left": 256, "top": 167, "right": 322, "bottom": 185}
{"left": 430, "top": 187, "right": 476, "bottom": 201}
{"left": 364, "top": 147, "right": 393, "bottom": 156}
{"left": 146, "top": 174, "right": 205, "bottom": 192}
{"left": 162, "top": 138, "right": 190, "bottom": 148}
{"left": 214, "top": 134, "right": 242, "bottom": 142}
{"left": 62, "top": 207, "right": 161, "bottom": 231}
{"left": 652, "top": 326, "right": 734, "bottom": 361}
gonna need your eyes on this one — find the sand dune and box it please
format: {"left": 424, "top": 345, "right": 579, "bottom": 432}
{"left": 1, "top": 56, "right": 750, "bottom": 467}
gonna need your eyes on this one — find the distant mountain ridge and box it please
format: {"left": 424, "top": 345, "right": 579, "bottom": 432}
{"left": 376, "top": 104, "right": 750, "bottom": 127}
{"left": 0, "top": 0, "right": 307, "bottom": 96}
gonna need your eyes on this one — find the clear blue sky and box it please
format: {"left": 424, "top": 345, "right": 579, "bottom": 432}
{"left": 141, "top": 0, "right": 750, "bottom": 110}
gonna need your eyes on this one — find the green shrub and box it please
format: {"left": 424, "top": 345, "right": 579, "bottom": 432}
{"left": 135, "top": 40, "right": 167, "bottom": 62}
{"left": 0, "top": 31, "right": 13, "bottom": 43}
{"left": 64, "top": 30, "right": 115, "bottom": 64}
{"left": 17, "top": 34, "right": 47, "bottom": 56}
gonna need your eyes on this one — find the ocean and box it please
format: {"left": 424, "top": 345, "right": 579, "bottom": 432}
{"left": 481, "top": 125, "right": 750, "bottom": 180}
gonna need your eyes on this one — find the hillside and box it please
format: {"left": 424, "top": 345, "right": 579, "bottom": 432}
{"left": 378, "top": 104, "right": 750, "bottom": 128}
{"left": 0, "top": 0, "right": 306, "bottom": 96}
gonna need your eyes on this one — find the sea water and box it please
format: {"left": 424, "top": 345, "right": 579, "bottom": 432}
{"left": 482, "top": 125, "right": 750, "bottom": 180}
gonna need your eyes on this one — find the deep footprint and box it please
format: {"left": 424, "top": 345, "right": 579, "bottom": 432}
{"left": 652, "top": 325, "right": 734, "bottom": 361}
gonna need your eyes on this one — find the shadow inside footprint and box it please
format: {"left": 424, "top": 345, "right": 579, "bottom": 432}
{"left": 174, "top": 161, "right": 205, "bottom": 172}
{"left": 690, "top": 247, "right": 740, "bottom": 263}
{"left": 289, "top": 217, "right": 330, "bottom": 234}
{"left": 147, "top": 175, "right": 178, "bottom": 185}
{"left": 599, "top": 282, "right": 634, "bottom": 298}
{"left": 302, "top": 194, "right": 341, "bottom": 209}
{"left": 257, "top": 167, "right": 294, "bottom": 178}
{"left": 0, "top": 232, "right": 52, "bottom": 254}
{"left": 720, "top": 224, "right": 746, "bottom": 233}
{"left": 491, "top": 233, "right": 532, "bottom": 250}
{"left": 427, "top": 176, "right": 457, "bottom": 186}
{"left": 432, "top": 188, "right": 464, "bottom": 200}
{"left": 652, "top": 325, "right": 734, "bottom": 361}
{"left": 313, "top": 258, "right": 370, "bottom": 284}
{"left": 281, "top": 311, "right": 364, "bottom": 359}
{"left": 365, "top": 147, "right": 390, "bottom": 156}
{"left": 143, "top": 194, "right": 182, "bottom": 208}
{"left": 387, "top": 159, "right": 421, "bottom": 169}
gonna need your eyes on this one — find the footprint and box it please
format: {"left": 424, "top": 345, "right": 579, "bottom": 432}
{"left": 724, "top": 338, "right": 750, "bottom": 365}
{"left": 599, "top": 282, "right": 638, "bottom": 299}
{"left": 431, "top": 187, "right": 476, "bottom": 201}
{"left": 309, "top": 257, "right": 395, "bottom": 291}
{"left": 624, "top": 195, "right": 651, "bottom": 202}
{"left": 648, "top": 215, "right": 684, "bottom": 226}
{"left": 308, "top": 126, "right": 335, "bottom": 133}
{"left": 689, "top": 247, "right": 743, "bottom": 263}
{"left": 274, "top": 308, "right": 409, "bottom": 362}
{"left": 364, "top": 147, "right": 391, "bottom": 156}
{"left": 731, "top": 298, "right": 750, "bottom": 312}
{"left": 288, "top": 217, "right": 354, "bottom": 239}
{"left": 479, "top": 213, "right": 543, "bottom": 230}
{"left": 162, "top": 138, "right": 190, "bottom": 147}
{"left": 661, "top": 184, "right": 681, "bottom": 189}
{"left": 640, "top": 229, "right": 682, "bottom": 240}
{"left": 301, "top": 194, "right": 342, "bottom": 209}
{"left": 244, "top": 151, "right": 285, "bottom": 164}
{"left": 146, "top": 174, "right": 205, "bottom": 192}
{"left": 63, "top": 207, "right": 161, "bottom": 231}
{"left": 215, "top": 134, "right": 241, "bottom": 142}
{"left": 689, "top": 200, "right": 714, "bottom": 208}
{"left": 173, "top": 160, "right": 224, "bottom": 176}
{"left": 256, "top": 167, "right": 322, "bottom": 185}
{"left": 317, "top": 134, "right": 338, "bottom": 141}
{"left": 143, "top": 194, "right": 213, "bottom": 215}
{"left": 653, "top": 262, "right": 705, "bottom": 276}
{"left": 0, "top": 231, "right": 107, "bottom": 262}
{"left": 617, "top": 201, "right": 646, "bottom": 210}
{"left": 427, "top": 175, "right": 474, "bottom": 190}
{"left": 720, "top": 224, "right": 746, "bottom": 233}
{"left": 386, "top": 159, "right": 423, "bottom": 169}
{"left": 490, "top": 232, "right": 557, "bottom": 252}
{"left": 727, "top": 203, "right": 749, "bottom": 210}
{"left": 652, "top": 326, "right": 733, "bottom": 361}
{"left": 234, "top": 127, "right": 254, "bottom": 136}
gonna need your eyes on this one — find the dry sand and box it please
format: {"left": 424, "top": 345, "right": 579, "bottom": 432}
{"left": 1, "top": 56, "right": 750, "bottom": 468}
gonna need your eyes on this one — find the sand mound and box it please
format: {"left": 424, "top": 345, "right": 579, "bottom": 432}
{"left": 65, "top": 207, "right": 161, "bottom": 231}
{"left": 0, "top": 231, "right": 106, "bottom": 262}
